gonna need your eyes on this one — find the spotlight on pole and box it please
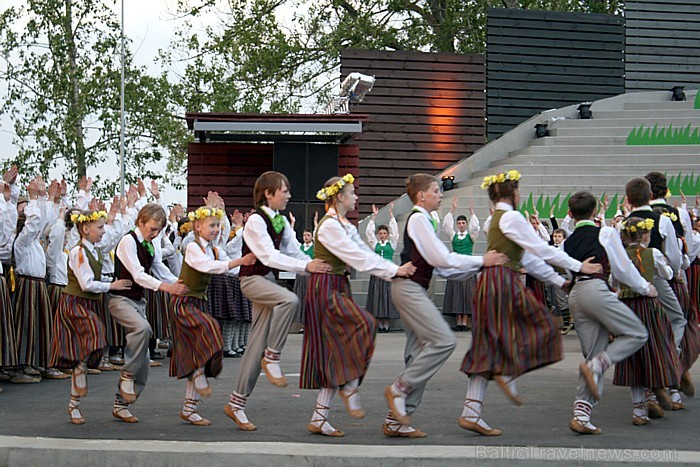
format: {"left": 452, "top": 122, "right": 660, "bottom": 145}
{"left": 577, "top": 102, "right": 592, "bottom": 119}
{"left": 326, "top": 72, "right": 376, "bottom": 114}
{"left": 441, "top": 175, "right": 455, "bottom": 192}
{"left": 534, "top": 123, "right": 549, "bottom": 138}
{"left": 670, "top": 86, "right": 686, "bottom": 101}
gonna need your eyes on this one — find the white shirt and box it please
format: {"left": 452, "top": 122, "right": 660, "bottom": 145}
{"left": 14, "top": 200, "right": 51, "bottom": 278}
{"left": 46, "top": 218, "right": 68, "bottom": 286}
{"left": 652, "top": 248, "right": 674, "bottom": 281}
{"left": 224, "top": 227, "right": 244, "bottom": 276}
{"left": 442, "top": 212, "right": 480, "bottom": 243}
{"left": 241, "top": 205, "right": 310, "bottom": 274}
{"left": 68, "top": 240, "right": 112, "bottom": 293}
{"left": 0, "top": 183, "right": 19, "bottom": 264}
{"left": 318, "top": 208, "right": 398, "bottom": 280}
{"left": 366, "top": 216, "right": 399, "bottom": 250}
{"left": 405, "top": 206, "right": 484, "bottom": 280}
{"left": 184, "top": 237, "right": 232, "bottom": 275}
{"left": 632, "top": 204, "right": 682, "bottom": 275}
{"left": 114, "top": 228, "right": 178, "bottom": 292}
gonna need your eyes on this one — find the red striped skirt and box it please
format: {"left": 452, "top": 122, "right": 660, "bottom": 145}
{"left": 169, "top": 295, "right": 223, "bottom": 379}
{"left": 613, "top": 296, "right": 681, "bottom": 388}
{"left": 13, "top": 275, "right": 52, "bottom": 368}
{"left": 50, "top": 294, "right": 107, "bottom": 369}
{"left": 670, "top": 280, "right": 700, "bottom": 372}
{"left": 47, "top": 284, "right": 64, "bottom": 315}
{"left": 687, "top": 262, "right": 700, "bottom": 317}
{"left": 525, "top": 274, "right": 548, "bottom": 307}
{"left": 300, "top": 273, "right": 377, "bottom": 389}
{"left": 461, "top": 266, "right": 562, "bottom": 377}
{"left": 0, "top": 276, "right": 17, "bottom": 367}
{"left": 145, "top": 289, "right": 173, "bottom": 340}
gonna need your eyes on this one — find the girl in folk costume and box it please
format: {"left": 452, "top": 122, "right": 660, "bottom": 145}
{"left": 171, "top": 206, "right": 255, "bottom": 426}
{"left": 301, "top": 175, "right": 415, "bottom": 437}
{"left": 613, "top": 218, "right": 682, "bottom": 425}
{"left": 225, "top": 171, "right": 330, "bottom": 432}
{"left": 13, "top": 177, "right": 61, "bottom": 382}
{"left": 50, "top": 210, "right": 132, "bottom": 424}
{"left": 441, "top": 198, "right": 480, "bottom": 332}
{"left": 459, "top": 170, "right": 601, "bottom": 436}
{"left": 365, "top": 202, "right": 399, "bottom": 333}
{"left": 0, "top": 181, "right": 18, "bottom": 385}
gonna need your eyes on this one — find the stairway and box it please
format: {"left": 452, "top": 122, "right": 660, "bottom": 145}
{"left": 351, "top": 89, "right": 700, "bottom": 314}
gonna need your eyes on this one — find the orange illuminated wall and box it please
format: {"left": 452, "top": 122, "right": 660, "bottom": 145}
{"left": 341, "top": 49, "right": 486, "bottom": 216}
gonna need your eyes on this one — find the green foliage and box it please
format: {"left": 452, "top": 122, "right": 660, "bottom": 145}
{"left": 519, "top": 192, "right": 620, "bottom": 219}
{"left": 627, "top": 124, "right": 700, "bottom": 146}
{"left": 667, "top": 172, "right": 700, "bottom": 196}
{"left": 695, "top": 92, "right": 700, "bottom": 109}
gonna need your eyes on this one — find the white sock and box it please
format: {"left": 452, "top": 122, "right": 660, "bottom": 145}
{"left": 389, "top": 382, "right": 408, "bottom": 418}
{"left": 228, "top": 392, "right": 250, "bottom": 423}
{"left": 340, "top": 379, "right": 362, "bottom": 412}
{"left": 461, "top": 375, "right": 492, "bottom": 430}
{"left": 501, "top": 375, "right": 518, "bottom": 397}
{"left": 68, "top": 395, "right": 81, "bottom": 419}
{"left": 182, "top": 379, "right": 203, "bottom": 422}
{"left": 222, "top": 321, "right": 234, "bottom": 352}
{"left": 311, "top": 388, "right": 338, "bottom": 435}
{"left": 192, "top": 367, "right": 209, "bottom": 393}
{"left": 114, "top": 399, "right": 136, "bottom": 418}
{"left": 643, "top": 388, "right": 657, "bottom": 403}
{"left": 631, "top": 386, "right": 647, "bottom": 417}
{"left": 74, "top": 362, "right": 87, "bottom": 390}
{"left": 263, "top": 348, "right": 284, "bottom": 379}
{"left": 670, "top": 389, "right": 683, "bottom": 404}
{"left": 120, "top": 371, "right": 135, "bottom": 395}
{"left": 385, "top": 411, "right": 417, "bottom": 433}
{"left": 573, "top": 400, "right": 597, "bottom": 430}
{"left": 231, "top": 321, "right": 241, "bottom": 350}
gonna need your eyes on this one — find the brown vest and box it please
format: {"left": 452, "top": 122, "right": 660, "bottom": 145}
{"left": 111, "top": 230, "right": 155, "bottom": 301}
{"left": 487, "top": 210, "right": 523, "bottom": 272}
{"left": 619, "top": 246, "right": 654, "bottom": 299}
{"left": 313, "top": 215, "right": 348, "bottom": 276}
{"left": 399, "top": 210, "right": 435, "bottom": 289}
{"left": 239, "top": 211, "right": 284, "bottom": 279}
{"left": 179, "top": 242, "right": 219, "bottom": 300}
{"left": 63, "top": 244, "right": 103, "bottom": 300}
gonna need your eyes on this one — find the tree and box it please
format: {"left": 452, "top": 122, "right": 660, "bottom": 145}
{"left": 0, "top": 0, "right": 189, "bottom": 197}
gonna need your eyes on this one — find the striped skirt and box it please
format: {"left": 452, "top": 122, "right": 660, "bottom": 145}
{"left": 300, "top": 273, "right": 377, "bottom": 389}
{"left": 670, "top": 280, "right": 700, "bottom": 372}
{"left": 97, "top": 293, "right": 125, "bottom": 347}
{"left": 525, "top": 274, "right": 548, "bottom": 308}
{"left": 169, "top": 295, "right": 223, "bottom": 379}
{"left": 613, "top": 296, "right": 681, "bottom": 388}
{"left": 442, "top": 275, "right": 478, "bottom": 316}
{"left": 206, "top": 274, "right": 251, "bottom": 322}
{"left": 365, "top": 275, "right": 399, "bottom": 319}
{"left": 0, "top": 276, "right": 17, "bottom": 367}
{"left": 293, "top": 274, "right": 308, "bottom": 324}
{"left": 49, "top": 294, "right": 107, "bottom": 369}
{"left": 47, "top": 284, "right": 64, "bottom": 314}
{"left": 461, "top": 266, "right": 562, "bottom": 377}
{"left": 145, "top": 289, "right": 173, "bottom": 340}
{"left": 13, "top": 276, "right": 52, "bottom": 368}
{"left": 687, "top": 261, "right": 700, "bottom": 314}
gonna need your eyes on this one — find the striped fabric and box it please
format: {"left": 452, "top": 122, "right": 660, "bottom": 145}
{"left": 46, "top": 284, "right": 64, "bottom": 316}
{"left": 365, "top": 276, "right": 399, "bottom": 319}
{"left": 525, "top": 274, "right": 548, "bottom": 307}
{"left": 206, "top": 274, "right": 251, "bottom": 322}
{"left": 98, "top": 293, "right": 125, "bottom": 347}
{"left": 145, "top": 289, "right": 173, "bottom": 340}
{"left": 13, "top": 276, "right": 52, "bottom": 368}
{"left": 687, "top": 261, "right": 700, "bottom": 323}
{"left": 670, "top": 280, "right": 700, "bottom": 372}
{"left": 442, "top": 276, "right": 478, "bottom": 316}
{"left": 300, "top": 273, "right": 377, "bottom": 389}
{"left": 292, "top": 274, "right": 308, "bottom": 324}
{"left": 49, "top": 294, "right": 107, "bottom": 369}
{"left": 169, "top": 295, "right": 223, "bottom": 379}
{"left": 613, "top": 296, "right": 681, "bottom": 388}
{"left": 0, "top": 276, "right": 17, "bottom": 367}
{"left": 461, "top": 266, "right": 563, "bottom": 376}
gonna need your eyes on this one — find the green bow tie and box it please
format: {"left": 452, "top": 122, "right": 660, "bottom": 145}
{"left": 430, "top": 218, "right": 438, "bottom": 233}
{"left": 271, "top": 214, "right": 285, "bottom": 234}
{"left": 142, "top": 240, "right": 155, "bottom": 257}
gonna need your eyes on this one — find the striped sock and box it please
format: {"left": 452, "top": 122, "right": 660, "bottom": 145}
{"left": 231, "top": 321, "right": 241, "bottom": 350}
{"left": 221, "top": 320, "right": 234, "bottom": 352}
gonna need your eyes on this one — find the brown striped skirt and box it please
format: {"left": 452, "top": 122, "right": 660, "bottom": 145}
{"left": 525, "top": 274, "right": 548, "bottom": 308}
{"left": 0, "top": 276, "right": 17, "bottom": 367}
{"left": 47, "top": 283, "right": 64, "bottom": 315}
{"left": 49, "top": 294, "right": 107, "bottom": 369}
{"left": 461, "top": 266, "right": 562, "bottom": 377}
{"left": 687, "top": 261, "right": 700, "bottom": 316}
{"left": 145, "top": 289, "right": 173, "bottom": 340}
{"left": 13, "top": 275, "right": 52, "bottom": 368}
{"left": 670, "top": 280, "right": 700, "bottom": 372}
{"left": 300, "top": 273, "right": 377, "bottom": 389}
{"left": 293, "top": 274, "right": 308, "bottom": 324}
{"left": 613, "top": 296, "right": 681, "bottom": 388}
{"left": 169, "top": 295, "right": 223, "bottom": 379}
{"left": 365, "top": 275, "right": 399, "bottom": 319}
{"left": 442, "top": 275, "right": 478, "bottom": 316}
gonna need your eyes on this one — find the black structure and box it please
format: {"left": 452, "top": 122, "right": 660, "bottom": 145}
{"left": 486, "top": 8, "right": 625, "bottom": 140}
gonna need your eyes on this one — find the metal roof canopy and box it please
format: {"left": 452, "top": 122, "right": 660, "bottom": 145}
{"left": 185, "top": 112, "right": 368, "bottom": 144}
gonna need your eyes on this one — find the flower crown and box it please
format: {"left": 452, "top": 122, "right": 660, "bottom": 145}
{"left": 316, "top": 174, "right": 355, "bottom": 201}
{"left": 481, "top": 170, "right": 521, "bottom": 190}
{"left": 179, "top": 221, "right": 192, "bottom": 236}
{"left": 70, "top": 211, "right": 108, "bottom": 224}
{"left": 187, "top": 207, "right": 225, "bottom": 221}
{"left": 662, "top": 211, "right": 678, "bottom": 222}
{"left": 621, "top": 218, "right": 654, "bottom": 233}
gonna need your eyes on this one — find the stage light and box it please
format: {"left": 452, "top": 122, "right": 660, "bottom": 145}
{"left": 326, "top": 72, "right": 376, "bottom": 114}
{"left": 670, "top": 86, "right": 686, "bottom": 101}
{"left": 441, "top": 175, "right": 455, "bottom": 191}
{"left": 577, "top": 103, "right": 592, "bottom": 119}
{"left": 534, "top": 123, "right": 549, "bottom": 138}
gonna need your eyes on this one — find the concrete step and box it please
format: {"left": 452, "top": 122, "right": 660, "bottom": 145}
{"left": 473, "top": 163, "right": 697, "bottom": 177}
{"left": 531, "top": 136, "right": 629, "bottom": 146}
{"left": 548, "top": 127, "right": 640, "bottom": 137}
{"left": 514, "top": 145, "right": 700, "bottom": 155}
{"left": 551, "top": 117, "right": 700, "bottom": 128}
{"left": 623, "top": 101, "right": 697, "bottom": 111}
{"left": 592, "top": 109, "right": 700, "bottom": 119}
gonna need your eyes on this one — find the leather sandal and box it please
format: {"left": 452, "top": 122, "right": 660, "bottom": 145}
{"left": 381, "top": 420, "right": 427, "bottom": 438}
{"left": 458, "top": 399, "right": 502, "bottom": 436}
{"left": 191, "top": 369, "right": 212, "bottom": 398}
{"left": 307, "top": 403, "right": 344, "bottom": 437}
{"left": 224, "top": 403, "right": 257, "bottom": 431}
{"left": 339, "top": 386, "right": 365, "bottom": 419}
{"left": 118, "top": 372, "right": 137, "bottom": 403}
{"left": 494, "top": 375, "right": 523, "bottom": 405}
{"left": 260, "top": 358, "right": 287, "bottom": 388}
{"left": 179, "top": 399, "right": 212, "bottom": 426}
{"left": 112, "top": 404, "right": 139, "bottom": 423}
{"left": 383, "top": 385, "right": 410, "bottom": 426}
{"left": 568, "top": 417, "right": 602, "bottom": 435}
{"left": 680, "top": 371, "right": 695, "bottom": 397}
{"left": 632, "top": 403, "right": 650, "bottom": 426}
{"left": 68, "top": 396, "right": 86, "bottom": 425}
{"left": 652, "top": 388, "right": 672, "bottom": 411}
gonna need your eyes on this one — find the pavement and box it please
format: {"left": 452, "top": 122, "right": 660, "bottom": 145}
{"left": 0, "top": 331, "right": 698, "bottom": 466}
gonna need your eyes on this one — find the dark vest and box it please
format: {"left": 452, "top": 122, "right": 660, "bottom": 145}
{"left": 652, "top": 202, "right": 686, "bottom": 253}
{"left": 112, "top": 230, "right": 155, "bottom": 301}
{"left": 563, "top": 224, "right": 611, "bottom": 281}
{"left": 628, "top": 209, "right": 663, "bottom": 251}
{"left": 619, "top": 246, "right": 654, "bottom": 299}
{"left": 399, "top": 210, "right": 435, "bottom": 289}
{"left": 239, "top": 211, "right": 284, "bottom": 279}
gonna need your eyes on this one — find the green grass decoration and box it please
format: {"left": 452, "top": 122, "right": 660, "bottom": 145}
{"left": 667, "top": 171, "right": 700, "bottom": 196}
{"left": 695, "top": 92, "right": 700, "bottom": 109}
{"left": 519, "top": 192, "right": 623, "bottom": 221}
{"left": 627, "top": 123, "right": 700, "bottom": 145}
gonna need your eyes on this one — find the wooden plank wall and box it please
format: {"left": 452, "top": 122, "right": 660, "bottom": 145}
{"left": 625, "top": 0, "right": 700, "bottom": 92}
{"left": 340, "top": 49, "right": 486, "bottom": 217}
{"left": 486, "top": 8, "right": 625, "bottom": 140}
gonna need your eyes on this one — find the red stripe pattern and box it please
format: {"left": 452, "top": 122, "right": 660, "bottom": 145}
{"left": 50, "top": 294, "right": 107, "bottom": 369}
{"left": 146, "top": 289, "right": 173, "bottom": 340}
{"left": 300, "top": 273, "right": 377, "bottom": 389}
{"left": 670, "top": 280, "right": 700, "bottom": 372}
{"left": 169, "top": 295, "right": 223, "bottom": 379}
{"left": 13, "top": 276, "right": 52, "bottom": 368}
{"left": 0, "top": 277, "right": 17, "bottom": 367}
{"left": 461, "top": 266, "right": 563, "bottom": 376}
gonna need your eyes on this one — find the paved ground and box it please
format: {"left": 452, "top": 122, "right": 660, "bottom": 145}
{"left": 0, "top": 331, "right": 697, "bottom": 465}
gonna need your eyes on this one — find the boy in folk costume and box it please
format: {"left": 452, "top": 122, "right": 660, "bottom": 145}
{"left": 459, "top": 170, "right": 602, "bottom": 436}
{"left": 50, "top": 210, "right": 132, "bottom": 424}
{"left": 365, "top": 202, "right": 399, "bottom": 333}
{"left": 563, "top": 192, "right": 652, "bottom": 434}
{"left": 441, "top": 198, "right": 480, "bottom": 332}
{"left": 109, "top": 203, "right": 189, "bottom": 423}
{"left": 171, "top": 206, "right": 255, "bottom": 426}
{"left": 384, "top": 174, "right": 508, "bottom": 438}
{"left": 225, "top": 171, "right": 331, "bottom": 431}
{"left": 301, "top": 174, "right": 415, "bottom": 437}
{"left": 0, "top": 180, "right": 18, "bottom": 384}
